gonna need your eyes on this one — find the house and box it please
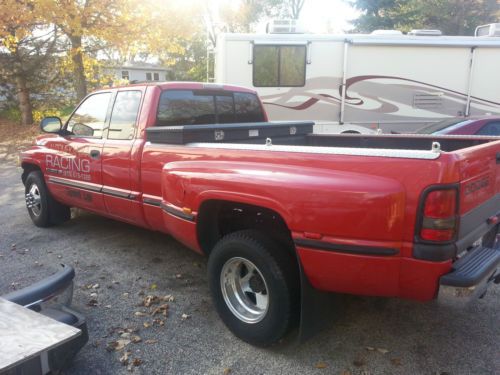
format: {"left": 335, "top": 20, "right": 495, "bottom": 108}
{"left": 106, "top": 62, "right": 169, "bottom": 83}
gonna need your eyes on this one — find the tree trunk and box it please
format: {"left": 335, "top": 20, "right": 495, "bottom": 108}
{"left": 15, "top": 75, "right": 34, "bottom": 126}
{"left": 69, "top": 35, "right": 87, "bottom": 102}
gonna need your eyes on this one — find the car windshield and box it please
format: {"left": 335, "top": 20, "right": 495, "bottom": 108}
{"left": 414, "top": 119, "right": 473, "bottom": 134}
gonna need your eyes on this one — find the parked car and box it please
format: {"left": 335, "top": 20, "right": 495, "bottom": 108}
{"left": 414, "top": 116, "right": 500, "bottom": 136}
{"left": 20, "top": 82, "right": 500, "bottom": 346}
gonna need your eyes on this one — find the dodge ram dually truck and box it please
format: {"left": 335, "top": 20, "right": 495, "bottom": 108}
{"left": 20, "top": 82, "right": 500, "bottom": 346}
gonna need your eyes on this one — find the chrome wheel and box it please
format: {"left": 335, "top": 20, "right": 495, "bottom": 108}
{"left": 220, "top": 257, "right": 269, "bottom": 324}
{"left": 26, "top": 183, "right": 42, "bottom": 216}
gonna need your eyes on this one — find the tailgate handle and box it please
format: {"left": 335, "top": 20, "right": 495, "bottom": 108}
{"left": 496, "top": 152, "right": 500, "bottom": 164}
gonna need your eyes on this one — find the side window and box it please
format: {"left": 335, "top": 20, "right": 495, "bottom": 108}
{"left": 67, "top": 92, "right": 111, "bottom": 138}
{"left": 146, "top": 72, "right": 152, "bottom": 81}
{"left": 234, "top": 93, "right": 265, "bottom": 122}
{"left": 476, "top": 121, "right": 500, "bottom": 136}
{"left": 108, "top": 91, "right": 142, "bottom": 140}
{"left": 253, "top": 45, "right": 306, "bottom": 87}
{"left": 157, "top": 90, "right": 215, "bottom": 126}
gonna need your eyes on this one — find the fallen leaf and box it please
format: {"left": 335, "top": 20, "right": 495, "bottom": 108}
{"left": 223, "top": 368, "right": 231, "bottom": 375}
{"left": 365, "top": 346, "right": 376, "bottom": 351}
{"left": 377, "top": 348, "right": 389, "bottom": 354}
{"left": 119, "top": 351, "right": 131, "bottom": 365}
{"left": 390, "top": 358, "right": 402, "bottom": 366}
{"left": 120, "top": 332, "right": 131, "bottom": 339}
{"left": 123, "top": 292, "right": 129, "bottom": 298}
{"left": 145, "top": 339, "right": 158, "bottom": 344}
{"left": 181, "top": 313, "right": 190, "bottom": 320}
{"left": 175, "top": 274, "right": 182, "bottom": 279}
{"left": 105, "top": 305, "right": 112, "bottom": 309}
{"left": 143, "top": 322, "right": 151, "bottom": 328}
{"left": 153, "top": 318, "right": 165, "bottom": 326}
{"left": 132, "top": 358, "right": 143, "bottom": 366}
{"left": 315, "top": 362, "right": 328, "bottom": 369}
{"left": 162, "top": 294, "right": 175, "bottom": 302}
{"left": 143, "top": 295, "right": 159, "bottom": 307}
{"left": 152, "top": 304, "right": 169, "bottom": 316}
{"left": 131, "top": 335, "right": 142, "bottom": 344}
{"left": 106, "top": 339, "right": 130, "bottom": 352}
{"left": 92, "top": 283, "right": 100, "bottom": 289}
{"left": 87, "top": 299, "right": 98, "bottom": 307}
{"left": 90, "top": 292, "right": 97, "bottom": 298}
{"left": 57, "top": 255, "right": 62, "bottom": 259}
{"left": 134, "top": 311, "right": 147, "bottom": 317}
{"left": 150, "top": 283, "right": 157, "bottom": 290}
{"left": 340, "top": 371, "right": 352, "bottom": 375}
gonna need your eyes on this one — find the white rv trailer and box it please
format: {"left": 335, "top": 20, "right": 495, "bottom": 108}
{"left": 215, "top": 24, "right": 500, "bottom": 133}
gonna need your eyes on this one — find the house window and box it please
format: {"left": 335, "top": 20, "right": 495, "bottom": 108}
{"left": 153, "top": 72, "right": 159, "bottom": 81}
{"left": 121, "top": 70, "right": 129, "bottom": 80}
{"left": 253, "top": 45, "right": 306, "bottom": 87}
{"left": 146, "top": 72, "right": 152, "bottom": 81}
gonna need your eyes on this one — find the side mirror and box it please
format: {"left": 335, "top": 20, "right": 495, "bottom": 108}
{"left": 40, "top": 117, "right": 62, "bottom": 133}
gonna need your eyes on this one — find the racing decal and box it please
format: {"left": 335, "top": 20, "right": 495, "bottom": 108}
{"left": 464, "top": 176, "right": 490, "bottom": 196}
{"left": 46, "top": 155, "right": 91, "bottom": 181}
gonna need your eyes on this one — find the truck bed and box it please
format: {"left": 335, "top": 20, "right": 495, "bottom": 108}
{"left": 146, "top": 121, "right": 498, "bottom": 153}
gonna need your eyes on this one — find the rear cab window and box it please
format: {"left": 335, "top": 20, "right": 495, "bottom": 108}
{"left": 156, "top": 90, "right": 265, "bottom": 126}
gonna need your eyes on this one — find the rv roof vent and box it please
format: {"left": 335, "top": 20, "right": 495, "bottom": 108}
{"left": 371, "top": 30, "right": 403, "bottom": 35}
{"left": 475, "top": 23, "right": 500, "bottom": 37}
{"left": 408, "top": 29, "right": 443, "bottom": 36}
{"left": 266, "top": 19, "right": 305, "bottom": 34}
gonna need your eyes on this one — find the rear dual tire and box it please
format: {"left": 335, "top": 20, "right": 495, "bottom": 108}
{"left": 208, "top": 230, "right": 299, "bottom": 346}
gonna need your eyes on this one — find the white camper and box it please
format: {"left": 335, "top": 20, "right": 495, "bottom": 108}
{"left": 215, "top": 23, "right": 500, "bottom": 133}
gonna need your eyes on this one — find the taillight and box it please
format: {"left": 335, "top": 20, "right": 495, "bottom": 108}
{"left": 419, "top": 188, "right": 458, "bottom": 242}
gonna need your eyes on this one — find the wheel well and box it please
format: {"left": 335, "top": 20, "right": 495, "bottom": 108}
{"left": 21, "top": 163, "right": 41, "bottom": 185}
{"left": 341, "top": 130, "right": 360, "bottom": 134}
{"left": 197, "top": 200, "right": 294, "bottom": 256}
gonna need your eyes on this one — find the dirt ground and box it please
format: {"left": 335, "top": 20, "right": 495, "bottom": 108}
{"left": 0, "top": 125, "right": 498, "bottom": 374}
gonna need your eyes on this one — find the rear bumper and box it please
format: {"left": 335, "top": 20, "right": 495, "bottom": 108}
{"left": 438, "top": 245, "right": 500, "bottom": 304}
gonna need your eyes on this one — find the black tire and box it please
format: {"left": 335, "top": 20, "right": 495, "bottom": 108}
{"left": 25, "top": 171, "right": 70, "bottom": 227}
{"left": 207, "top": 230, "right": 299, "bottom": 346}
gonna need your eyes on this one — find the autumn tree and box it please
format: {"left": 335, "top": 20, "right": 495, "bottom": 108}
{"left": 0, "top": 0, "right": 60, "bottom": 125}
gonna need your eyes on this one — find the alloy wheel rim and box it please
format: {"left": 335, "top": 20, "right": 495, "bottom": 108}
{"left": 220, "top": 257, "right": 269, "bottom": 324}
{"left": 26, "top": 184, "right": 42, "bottom": 216}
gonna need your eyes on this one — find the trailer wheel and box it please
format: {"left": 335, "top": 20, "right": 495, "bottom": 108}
{"left": 208, "top": 230, "right": 298, "bottom": 346}
{"left": 25, "top": 171, "right": 70, "bottom": 227}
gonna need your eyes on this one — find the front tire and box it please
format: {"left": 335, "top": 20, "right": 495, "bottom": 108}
{"left": 208, "top": 230, "right": 299, "bottom": 346}
{"left": 25, "top": 171, "right": 70, "bottom": 227}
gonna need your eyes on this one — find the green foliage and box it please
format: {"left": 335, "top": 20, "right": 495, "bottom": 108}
{"left": 349, "top": 0, "right": 500, "bottom": 35}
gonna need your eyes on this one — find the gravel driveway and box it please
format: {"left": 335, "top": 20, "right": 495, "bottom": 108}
{"left": 0, "top": 161, "right": 498, "bottom": 375}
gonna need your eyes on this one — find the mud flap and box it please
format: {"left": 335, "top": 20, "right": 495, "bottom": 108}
{"left": 297, "top": 261, "right": 338, "bottom": 342}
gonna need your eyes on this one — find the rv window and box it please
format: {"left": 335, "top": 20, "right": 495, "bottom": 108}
{"left": 253, "top": 45, "right": 306, "bottom": 87}
{"left": 156, "top": 90, "right": 264, "bottom": 126}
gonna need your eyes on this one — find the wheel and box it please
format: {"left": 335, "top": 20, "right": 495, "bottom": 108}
{"left": 207, "top": 230, "right": 299, "bottom": 346}
{"left": 25, "top": 171, "right": 70, "bottom": 227}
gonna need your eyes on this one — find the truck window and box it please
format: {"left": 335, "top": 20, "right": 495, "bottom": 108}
{"left": 108, "top": 91, "right": 142, "bottom": 140}
{"left": 67, "top": 92, "right": 112, "bottom": 138}
{"left": 253, "top": 45, "right": 306, "bottom": 87}
{"left": 156, "top": 90, "right": 264, "bottom": 126}
{"left": 476, "top": 121, "right": 500, "bottom": 136}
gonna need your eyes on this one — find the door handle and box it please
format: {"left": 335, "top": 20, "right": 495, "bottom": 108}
{"left": 90, "top": 149, "right": 100, "bottom": 159}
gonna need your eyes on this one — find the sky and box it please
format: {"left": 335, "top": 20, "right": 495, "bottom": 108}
{"left": 299, "top": 0, "right": 360, "bottom": 33}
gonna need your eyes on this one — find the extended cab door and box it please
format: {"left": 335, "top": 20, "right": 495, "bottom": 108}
{"left": 101, "top": 88, "right": 146, "bottom": 225}
{"left": 45, "top": 91, "right": 113, "bottom": 212}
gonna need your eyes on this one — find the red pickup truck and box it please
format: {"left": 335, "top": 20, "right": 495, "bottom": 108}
{"left": 21, "top": 82, "right": 500, "bottom": 346}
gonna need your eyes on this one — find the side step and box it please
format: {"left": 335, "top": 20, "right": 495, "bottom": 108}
{"left": 440, "top": 246, "right": 499, "bottom": 288}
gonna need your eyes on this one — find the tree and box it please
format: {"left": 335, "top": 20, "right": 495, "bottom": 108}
{"left": 37, "top": 0, "right": 132, "bottom": 101}
{"left": 0, "top": 0, "right": 59, "bottom": 125}
{"left": 348, "top": 0, "right": 500, "bottom": 35}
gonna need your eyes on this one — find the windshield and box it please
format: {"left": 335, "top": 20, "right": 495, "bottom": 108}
{"left": 415, "top": 118, "right": 473, "bottom": 134}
